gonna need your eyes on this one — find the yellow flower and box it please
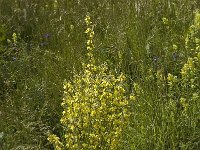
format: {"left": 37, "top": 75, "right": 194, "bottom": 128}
{"left": 48, "top": 14, "right": 132, "bottom": 150}
{"left": 85, "top": 28, "right": 91, "bottom": 33}
{"left": 12, "top": 33, "right": 17, "bottom": 44}
{"left": 47, "top": 134, "right": 63, "bottom": 150}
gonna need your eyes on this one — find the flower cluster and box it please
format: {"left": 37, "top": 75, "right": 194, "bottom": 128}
{"left": 185, "top": 11, "right": 200, "bottom": 56}
{"left": 85, "top": 14, "right": 95, "bottom": 64}
{"left": 48, "top": 14, "right": 134, "bottom": 150}
{"left": 167, "top": 73, "right": 177, "bottom": 87}
{"left": 47, "top": 134, "right": 63, "bottom": 150}
{"left": 167, "top": 52, "right": 200, "bottom": 114}
{"left": 181, "top": 53, "right": 200, "bottom": 92}
{"left": 61, "top": 63, "right": 133, "bottom": 150}
{"left": 12, "top": 33, "right": 17, "bottom": 44}
{"left": 166, "top": 12, "right": 200, "bottom": 117}
{"left": 167, "top": 12, "right": 200, "bottom": 112}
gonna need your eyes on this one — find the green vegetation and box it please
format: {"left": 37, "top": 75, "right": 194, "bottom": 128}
{"left": 0, "top": 0, "right": 199, "bottom": 150}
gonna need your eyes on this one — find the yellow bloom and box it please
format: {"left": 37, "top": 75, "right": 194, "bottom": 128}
{"left": 48, "top": 14, "right": 132, "bottom": 150}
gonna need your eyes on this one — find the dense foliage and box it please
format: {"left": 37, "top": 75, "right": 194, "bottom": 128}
{"left": 0, "top": 0, "right": 200, "bottom": 150}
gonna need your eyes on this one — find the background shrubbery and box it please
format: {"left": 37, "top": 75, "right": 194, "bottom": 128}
{"left": 0, "top": 0, "right": 200, "bottom": 149}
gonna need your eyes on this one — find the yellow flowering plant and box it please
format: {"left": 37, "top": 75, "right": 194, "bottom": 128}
{"left": 166, "top": 52, "right": 200, "bottom": 126}
{"left": 167, "top": 11, "right": 200, "bottom": 111}
{"left": 185, "top": 11, "right": 200, "bottom": 56}
{"left": 48, "top": 14, "right": 134, "bottom": 150}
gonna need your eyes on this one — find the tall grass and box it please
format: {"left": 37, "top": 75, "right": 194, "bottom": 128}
{"left": 0, "top": 0, "right": 200, "bottom": 149}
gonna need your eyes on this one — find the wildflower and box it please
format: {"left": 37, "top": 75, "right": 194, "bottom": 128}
{"left": 167, "top": 73, "right": 177, "bottom": 86}
{"left": 180, "top": 97, "right": 189, "bottom": 112}
{"left": 162, "top": 17, "right": 168, "bottom": 25}
{"left": 172, "top": 44, "right": 178, "bottom": 51}
{"left": 48, "top": 14, "right": 133, "bottom": 150}
{"left": 85, "top": 15, "right": 92, "bottom": 25}
{"left": 47, "top": 134, "right": 63, "bottom": 150}
{"left": 53, "top": 0, "right": 58, "bottom": 9}
{"left": 12, "top": 33, "right": 17, "bottom": 44}
{"left": 43, "top": 33, "right": 50, "bottom": 38}
{"left": 85, "top": 28, "right": 91, "bottom": 34}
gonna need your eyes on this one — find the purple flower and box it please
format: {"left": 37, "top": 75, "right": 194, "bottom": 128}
{"left": 43, "top": 33, "right": 50, "bottom": 38}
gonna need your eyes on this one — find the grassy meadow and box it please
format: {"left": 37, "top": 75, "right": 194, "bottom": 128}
{"left": 0, "top": 0, "right": 200, "bottom": 149}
